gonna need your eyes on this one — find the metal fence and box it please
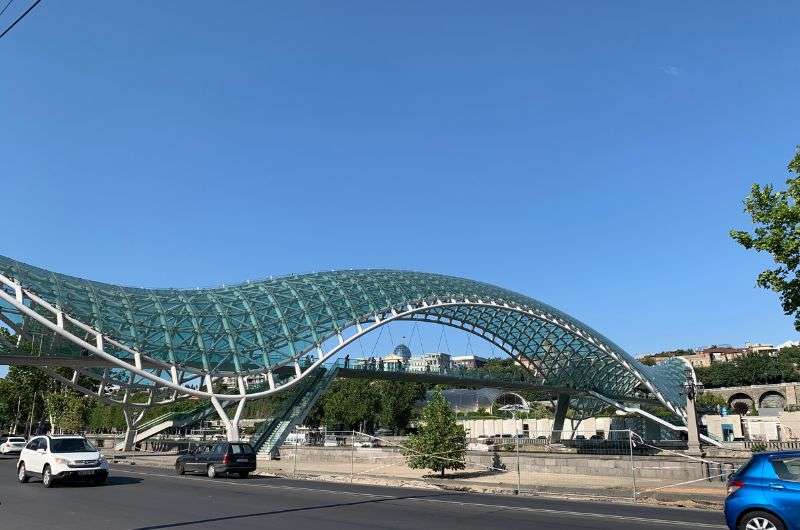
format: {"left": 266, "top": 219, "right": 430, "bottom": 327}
{"left": 253, "top": 428, "right": 741, "bottom": 504}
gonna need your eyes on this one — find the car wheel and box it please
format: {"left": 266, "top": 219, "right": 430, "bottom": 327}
{"left": 207, "top": 464, "right": 216, "bottom": 479}
{"left": 738, "top": 511, "right": 785, "bottom": 530}
{"left": 17, "top": 462, "right": 29, "bottom": 483}
{"left": 42, "top": 465, "right": 54, "bottom": 488}
{"left": 238, "top": 471, "right": 249, "bottom": 479}
{"left": 175, "top": 462, "right": 185, "bottom": 476}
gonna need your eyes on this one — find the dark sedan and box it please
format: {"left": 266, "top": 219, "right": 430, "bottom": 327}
{"left": 175, "top": 442, "right": 256, "bottom": 478}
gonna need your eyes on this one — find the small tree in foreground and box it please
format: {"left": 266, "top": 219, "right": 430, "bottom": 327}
{"left": 404, "top": 389, "right": 467, "bottom": 477}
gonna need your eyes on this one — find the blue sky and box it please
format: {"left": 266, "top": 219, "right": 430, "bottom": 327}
{"left": 1, "top": 1, "right": 799, "bottom": 375}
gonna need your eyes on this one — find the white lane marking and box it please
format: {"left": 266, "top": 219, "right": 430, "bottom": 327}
{"left": 111, "top": 467, "right": 726, "bottom": 529}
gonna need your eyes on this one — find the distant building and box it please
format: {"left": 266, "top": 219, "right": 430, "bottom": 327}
{"left": 409, "top": 352, "right": 451, "bottom": 373}
{"left": 220, "top": 373, "right": 268, "bottom": 389}
{"left": 451, "top": 355, "right": 487, "bottom": 369}
{"left": 641, "top": 342, "right": 783, "bottom": 368}
{"left": 383, "top": 344, "right": 412, "bottom": 371}
{"left": 350, "top": 344, "right": 489, "bottom": 374}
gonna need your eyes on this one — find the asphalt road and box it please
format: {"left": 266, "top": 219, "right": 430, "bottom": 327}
{"left": 0, "top": 456, "right": 729, "bottom": 530}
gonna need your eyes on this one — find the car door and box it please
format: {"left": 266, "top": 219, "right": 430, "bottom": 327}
{"left": 182, "top": 447, "right": 198, "bottom": 472}
{"left": 28, "top": 438, "right": 46, "bottom": 474}
{"left": 194, "top": 445, "right": 214, "bottom": 473}
{"left": 21, "top": 438, "right": 39, "bottom": 472}
{"left": 188, "top": 446, "right": 208, "bottom": 472}
{"left": 766, "top": 455, "right": 800, "bottom": 525}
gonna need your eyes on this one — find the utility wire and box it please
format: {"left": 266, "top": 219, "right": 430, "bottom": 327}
{"left": 0, "top": 0, "right": 16, "bottom": 19}
{"left": 0, "top": 0, "right": 42, "bottom": 41}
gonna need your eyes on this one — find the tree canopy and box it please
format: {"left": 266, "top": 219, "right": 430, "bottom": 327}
{"left": 694, "top": 348, "right": 800, "bottom": 388}
{"left": 731, "top": 147, "right": 800, "bottom": 330}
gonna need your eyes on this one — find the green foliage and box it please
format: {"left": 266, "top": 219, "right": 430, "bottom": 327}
{"left": 87, "top": 403, "right": 126, "bottom": 432}
{"left": 374, "top": 381, "right": 425, "bottom": 434}
{"left": 751, "top": 442, "right": 768, "bottom": 453}
{"left": 0, "top": 365, "right": 52, "bottom": 434}
{"left": 404, "top": 389, "right": 467, "bottom": 477}
{"left": 321, "top": 379, "right": 380, "bottom": 430}
{"left": 731, "top": 147, "right": 800, "bottom": 330}
{"left": 46, "top": 393, "right": 91, "bottom": 433}
{"left": 694, "top": 350, "right": 799, "bottom": 388}
{"left": 695, "top": 393, "right": 728, "bottom": 414}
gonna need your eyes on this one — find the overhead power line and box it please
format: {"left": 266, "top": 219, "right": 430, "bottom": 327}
{"left": 0, "top": 0, "right": 17, "bottom": 19}
{"left": 0, "top": 0, "right": 43, "bottom": 41}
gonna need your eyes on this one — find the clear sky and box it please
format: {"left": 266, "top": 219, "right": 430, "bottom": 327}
{"left": 1, "top": 1, "right": 799, "bottom": 375}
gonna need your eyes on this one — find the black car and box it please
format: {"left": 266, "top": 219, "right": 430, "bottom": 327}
{"left": 175, "top": 441, "right": 256, "bottom": 478}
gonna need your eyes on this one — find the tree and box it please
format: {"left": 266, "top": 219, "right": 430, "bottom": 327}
{"left": 695, "top": 393, "right": 727, "bottom": 414}
{"left": 375, "top": 381, "right": 425, "bottom": 434}
{"left": 404, "top": 388, "right": 467, "bottom": 477}
{"left": 731, "top": 147, "right": 800, "bottom": 330}
{"left": 321, "top": 379, "right": 380, "bottom": 431}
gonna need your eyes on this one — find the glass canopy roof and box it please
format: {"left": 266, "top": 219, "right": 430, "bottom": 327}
{"left": 0, "top": 255, "right": 690, "bottom": 413}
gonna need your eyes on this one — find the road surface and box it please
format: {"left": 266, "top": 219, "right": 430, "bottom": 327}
{"left": 0, "top": 456, "right": 728, "bottom": 530}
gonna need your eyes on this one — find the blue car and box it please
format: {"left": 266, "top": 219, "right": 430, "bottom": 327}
{"left": 725, "top": 450, "right": 800, "bottom": 530}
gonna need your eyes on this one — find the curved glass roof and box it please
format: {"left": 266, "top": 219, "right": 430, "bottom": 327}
{"left": 0, "top": 255, "right": 689, "bottom": 412}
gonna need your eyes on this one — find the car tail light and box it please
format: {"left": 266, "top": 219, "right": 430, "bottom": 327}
{"left": 222, "top": 453, "right": 230, "bottom": 465}
{"left": 727, "top": 479, "right": 745, "bottom": 496}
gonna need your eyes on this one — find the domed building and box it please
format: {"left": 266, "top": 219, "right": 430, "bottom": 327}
{"left": 383, "top": 343, "right": 412, "bottom": 370}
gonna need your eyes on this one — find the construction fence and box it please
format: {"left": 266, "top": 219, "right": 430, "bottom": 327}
{"left": 256, "top": 429, "right": 743, "bottom": 503}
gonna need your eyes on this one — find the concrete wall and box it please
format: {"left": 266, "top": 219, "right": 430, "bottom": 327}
{"left": 458, "top": 417, "right": 614, "bottom": 439}
{"left": 267, "top": 446, "right": 740, "bottom": 482}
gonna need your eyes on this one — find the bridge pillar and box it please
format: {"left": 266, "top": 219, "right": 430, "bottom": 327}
{"left": 205, "top": 376, "right": 247, "bottom": 442}
{"left": 550, "top": 393, "right": 570, "bottom": 441}
{"left": 122, "top": 408, "right": 138, "bottom": 452}
{"left": 787, "top": 384, "right": 798, "bottom": 406}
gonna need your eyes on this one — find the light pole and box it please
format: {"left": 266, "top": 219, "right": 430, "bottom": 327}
{"left": 682, "top": 366, "right": 704, "bottom": 456}
{"left": 499, "top": 403, "right": 530, "bottom": 495}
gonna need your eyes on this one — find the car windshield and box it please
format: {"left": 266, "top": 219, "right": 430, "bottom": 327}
{"left": 50, "top": 438, "right": 96, "bottom": 453}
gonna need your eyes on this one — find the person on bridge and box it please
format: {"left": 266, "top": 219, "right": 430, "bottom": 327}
{"left": 378, "top": 358, "right": 384, "bottom": 371}
{"left": 344, "top": 354, "right": 349, "bottom": 368}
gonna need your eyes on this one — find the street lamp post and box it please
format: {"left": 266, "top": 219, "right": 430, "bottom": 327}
{"left": 682, "top": 366, "right": 704, "bottom": 456}
{"left": 499, "top": 403, "right": 530, "bottom": 495}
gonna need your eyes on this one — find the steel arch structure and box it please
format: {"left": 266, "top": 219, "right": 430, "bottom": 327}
{"left": 0, "top": 255, "right": 692, "bottom": 439}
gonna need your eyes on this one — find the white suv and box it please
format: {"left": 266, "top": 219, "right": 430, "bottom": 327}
{"left": 0, "top": 436, "right": 27, "bottom": 455}
{"left": 17, "top": 435, "right": 109, "bottom": 487}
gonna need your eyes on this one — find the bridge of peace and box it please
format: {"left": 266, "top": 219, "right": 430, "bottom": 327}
{"left": 0, "top": 254, "right": 714, "bottom": 455}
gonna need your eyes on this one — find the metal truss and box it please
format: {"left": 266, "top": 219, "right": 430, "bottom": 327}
{"left": 0, "top": 256, "right": 694, "bottom": 431}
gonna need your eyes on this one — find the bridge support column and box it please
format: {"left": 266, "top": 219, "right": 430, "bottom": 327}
{"left": 121, "top": 407, "right": 145, "bottom": 452}
{"left": 550, "top": 393, "right": 570, "bottom": 441}
{"left": 206, "top": 376, "right": 246, "bottom": 441}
